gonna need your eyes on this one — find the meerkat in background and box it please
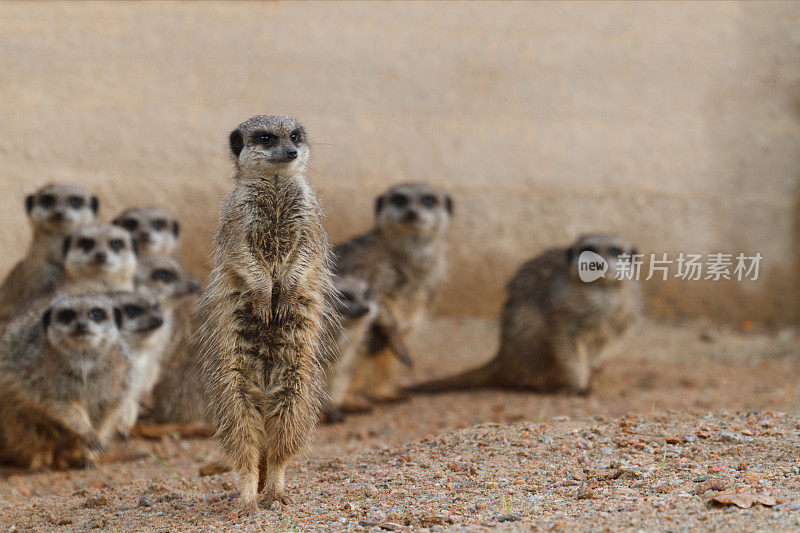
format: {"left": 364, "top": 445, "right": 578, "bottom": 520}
{"left": 321, "top": 275, "right": 379, "bottom": 423}
{"left": 411, "top": 234, "right": 641, "bottom": 395}
{"left": 107, "top": 290, "right": 165, "bottom": 438}
{"left": 131, "top": 256, "right": 201, "bottom": 419}
{"left": 336, "top": 182, "right": 452, "bottom": 403}
{"left": 0, "top": 184, "right": 98, "bottom": 322}
{"left": 198, "top": 115, "right": 336, "bottom": 513}
{"left": 63, "top": 223, "right": 138, "bottom": 292}
{"left": 0, "top": 294, "right": 129, "bottom": 469}
{"left": 113, "top": 206, "right": 181, "bottom": 257}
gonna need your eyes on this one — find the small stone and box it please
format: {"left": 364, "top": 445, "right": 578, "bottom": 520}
{"left": 83, "top": 493, "right": 110, "bottom": 508}
{"left": 364, "top": 484, "right": 378, "bottom": 497}
{"left": 139, "top": 495, "right": 154, "bottom": 507}
{"left": 497, "top": 514, "right": 520, "bottom": 522}
{"left": 719, "top": 432, "right": 742, "bottom": 443}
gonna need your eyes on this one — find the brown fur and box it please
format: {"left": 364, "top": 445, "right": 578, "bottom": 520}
{"left": 411, "top": 234, "right": 641, "bottom": 395}
{"left": 197, "top": 115, "right": 336, "bottom": 513}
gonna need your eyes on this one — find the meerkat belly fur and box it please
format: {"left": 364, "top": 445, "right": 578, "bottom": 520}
{"left": 0, "top": 294, "right": 129, "bottom": 469}
{"left": 0, "top": 184, "right": 98, "bottom": 323}
{"left": 335, "top": 183, "right": 452, "bottom": 403}
{"left": 411, "top": 234, "right": 641, "bottom": 395}
{"left": 198, "top": 115, "right": 337, "bottom": 513}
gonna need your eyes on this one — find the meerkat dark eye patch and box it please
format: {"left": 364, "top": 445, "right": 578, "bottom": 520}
{"left": 389, "top": 194, "right": 409, "bottom": 208}
{"left": 289, "top": 129, "right": 303, "bottom": 143}
{"left": 152, "top": 219, "right": 167, "bottom": 230}
{"left": 56, "top": 309, "right": 77, "bottom": 324}
{"left": 420, "top": 194, "right": 438, "bottom": 208}
{"left": 39, "top": 194, "right": 56, "bottom": 208}
{"left": 76, "top": 238, "right": 95, "bottom": 252}
{"left": 88, "top": 308, "right": 107, "bottom": 322}
{"left": 252, "top": 131, "right": 276, "bottom": 147}
{"left": 108, "top": 239, "right": 125, "bottom": 251}
{"left": 67, "top": 196, "right": 84, "bottom": 209}
{"left": 608, "top": 246, "right": 624, "bottom": 257}
{"left": 124, "top": 305, "right": 142, "bottom": 316}
{"left": 152, "top": 269, "right": 177, "bottom": 283}
{"left": 118, "top": 218, "right": 138, "bottom": 231}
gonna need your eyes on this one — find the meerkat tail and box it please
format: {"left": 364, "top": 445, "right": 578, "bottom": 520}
{"left": 407, "top": 355, "right": 504, "bottom": 393}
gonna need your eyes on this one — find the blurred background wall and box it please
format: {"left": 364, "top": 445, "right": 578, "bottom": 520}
{"left": 2, "top": 2, "right": 799, "bottom": 323}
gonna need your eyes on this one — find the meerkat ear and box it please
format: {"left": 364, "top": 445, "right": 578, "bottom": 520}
{"left": 42, "top": 309, "right": 52, "bottom": 330}
{"left": 444, "top": 195, "right": 454, "bottom": 215}
{"left": 375, "top": 194, "right": 386, "bottom": 214}
{"left": 229, "top": 128, "right": 244, "bottom": 158}
{"left": 90, "top": 196, "right": 99, "bottom": 214}
{"left": 113, "top": 307, "right": 122, "bottom": 329}
{"left": 172, "top": 220, "right": 180, "bottom": 237}
{"left": 25, "top": 195, "right": 34, "bottom": 214}
{"left": 62, "top": 236, "right": 72, "bottom": 258}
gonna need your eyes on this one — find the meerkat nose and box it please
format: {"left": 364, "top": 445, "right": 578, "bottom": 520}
{"left": 52, "top": 211, "right": 65, "bottom": 221}
{"left": 140, "top": 231, "right": 151, "bottom": 242}
{"left": 94, "top": 251, "right": 108, "bottom": 264}
{"left": 286, "top": 149, "right": 298, "bottom": 159}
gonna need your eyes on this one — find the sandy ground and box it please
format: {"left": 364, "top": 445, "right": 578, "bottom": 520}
{"left": 0, "top": 318, "right": 798, "bottom": 531}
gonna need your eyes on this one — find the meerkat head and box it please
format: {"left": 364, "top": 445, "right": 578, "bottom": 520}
{"left": 63, "top": 224, "right": 138, "bottom": 289}
{"left": 113, "top": 206, "right": 180, "bottom": 257}
{"left": 25, "top": 184, "right": 99, "bottom": 237}
{"left": 228, "top": 115, "right": 310, "bottom": 176}
{"left": 134, "top": 255, "right": 201, "bottom": 307}
{"left": 375, "top": 183, "right": 453, "bottom": 243}
{"left": 332, "top": 275, "right": 377, "bottom": 326}
{"left": 566, "top": 233, "right": 638, "bottom": 285}
{"left": 111, "top": 290, "right": 165, "bottom": 351}
{"left": 42, "top": 293, "right": 122, "bottom": 369}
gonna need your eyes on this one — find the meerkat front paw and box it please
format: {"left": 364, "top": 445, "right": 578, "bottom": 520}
{"left": 262, "top": 491, "right": 294, "bottom": 510}
{"left": 236, "top": 497, "right": 260, "bottom": 516}
{"left": 271, "top": 292, "right": 297, "bottom": 327}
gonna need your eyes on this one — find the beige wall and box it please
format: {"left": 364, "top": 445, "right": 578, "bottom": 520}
{"left": 2, "top": 2, "right": 799, "bottom": 322}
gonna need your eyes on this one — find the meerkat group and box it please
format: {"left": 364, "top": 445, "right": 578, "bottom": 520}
{"left": 0, "top": 113, "right": 643, "bottom": 516}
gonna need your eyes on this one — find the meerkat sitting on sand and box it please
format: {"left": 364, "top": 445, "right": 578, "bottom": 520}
{"left": 410, "top": 234, "right": 641, "bottom": 395}
{"left": 0, "top": 184, "right": 98, "bottom": 323}
{"left": 335, "top": 183, "right": 452, "bottom": 404}
{"left": 0, "top": 294, "right": 130, "bottom": 469}
{"left": 198, "top": 115, "right": 337, "bottom": 514}
{"left": 113, "top": 206, "right": 181, "bottom": 258}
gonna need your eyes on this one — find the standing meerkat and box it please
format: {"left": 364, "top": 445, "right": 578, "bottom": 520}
{"left": 411, "top": 234, "right": 641, "bottom": 395}
{"left": 112, "top": 206, "right": 181, "bottom": 257}
{"left": 0, "top": 184, "right": 98, "bottom": 322}
{"left": 0, "top": 294, "right": 129, "bottom": 469}
{"left": 63, "top": 223, "right": 138, "bottom": 292}
{"left": 198, "top": 115, "right": 336, "bottom": 514}
{"left": 336, "top": 182, "right": 452, "bottom": 403}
